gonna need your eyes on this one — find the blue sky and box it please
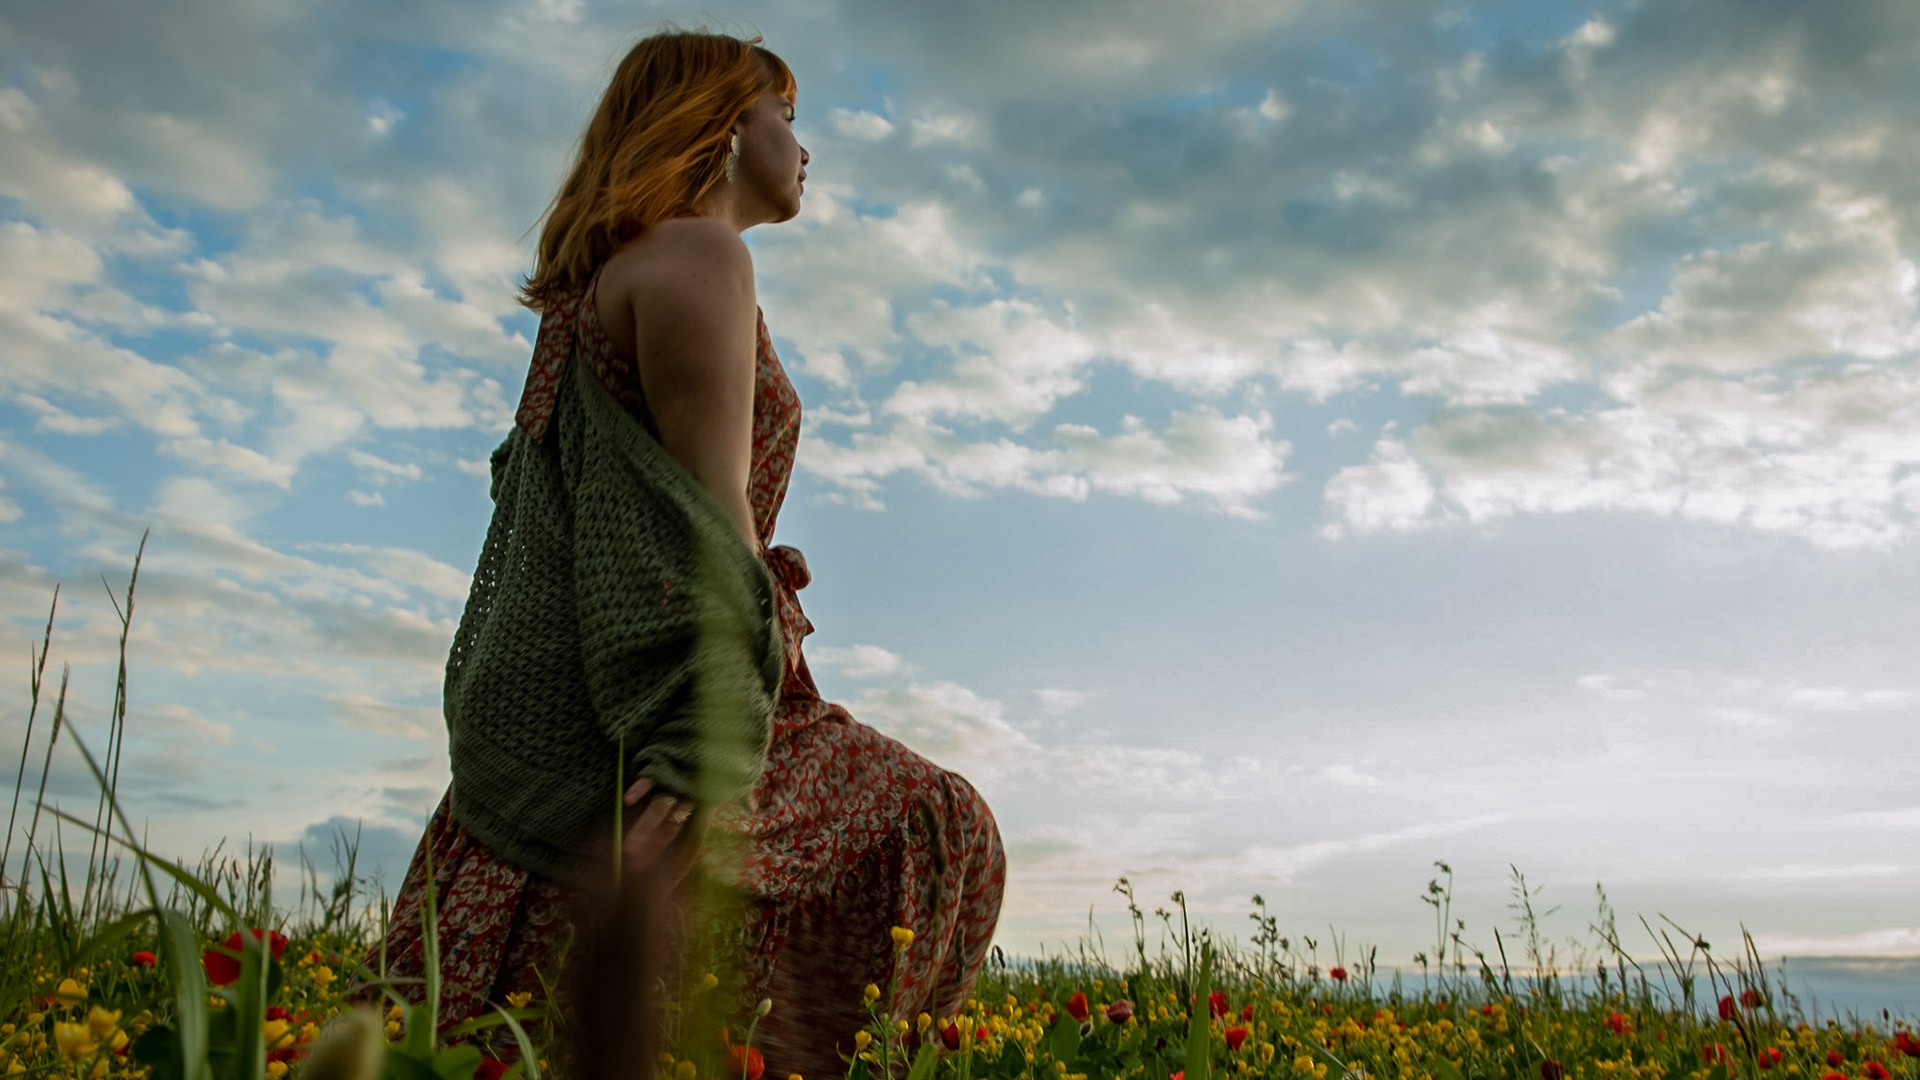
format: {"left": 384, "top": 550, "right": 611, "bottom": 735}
{"left": 3, "top": 0, "right": 1919, "bottom": 990}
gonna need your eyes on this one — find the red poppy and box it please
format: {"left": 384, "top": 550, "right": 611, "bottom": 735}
{"left": 977, "top": 1025, "right": 989, "bottom": 1043}
{"left": 1864, "top": 1061, "right": 1891, "bottom": 1080}
{"left": 1105, "top": 1000, "right": 1134, "bottom": 1025}
{"left": 1170, "top": 1072, "right": 1184, "bottom": 1080}
{"left": 474, "top": 1059, "right": 508, "bottom": 1080}
{"left": 1703, "top": 1043, "right": 1728, "bottom": 1064}
{"left": 202, "top": 928, "right": 289, "bottom": 986}
{"left": 1718, "top": 995, "right": 1736, "bottom": 1021}
{"left": 1605, "top": 1011, "right": 1630, "bottom": 1035}
{"left": 1240, "top": 1003, "right": 1254, "bottom": 1022}
{"left": 1827, "top": 1049, "right": 1846, "bottom": 1067}
{"left": 265, "top": 1006, "right": 291, "bottom": 1022}
{"left": 1540, "top": 1060, "right": 1563, "bottom": 1080}
{"left": 203, "top": 946, "right": 240, "bottom": 986}
{"left": 1066, "top": 992, "right": 1089, "bottom": 1022}
{"left": 131, "top": 951, "right": 157, "bottom": 968}
{"left": 941, "top": 1022, "right": 961, "bottom": 1051}
{"left": 1765, "top": 1047, "right": 1783, "bottom": 1065}
{"left": 1756, "top": 1052, "right": 1772, "bottom": 1071}
{"left": 1329, "top": 966, "right": 1347, "bottom": 983}
{"left": 724, "top": 1043, "right": 765, "bottom": 1080}
{"left": 1224, "top": 1026, "right": 1249, "bottom": 1051}
{"left": 1740, "top": 988, "right": 1764, "bottom": 1009}
{"left": 1208, "top": 990, "right": 1228, "bottom": 1019}
{"left": 1894, "top": 1031, "right": 1920, "bottom": 1058}
{"left": 1482, "top": 1004, "right": 1495, "bottom": 1016}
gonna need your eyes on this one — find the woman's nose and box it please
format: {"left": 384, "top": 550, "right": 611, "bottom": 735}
{"left": 800, "top": 147, "right": 810, "bottom": 165}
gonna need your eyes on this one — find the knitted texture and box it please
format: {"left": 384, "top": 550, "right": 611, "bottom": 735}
{"left": 443, "top": 336, "right": 783, "bottom": 888}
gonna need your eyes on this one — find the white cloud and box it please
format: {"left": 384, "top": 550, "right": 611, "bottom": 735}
{"left": 807, "top": 643, "right": 908, "bottom": 679}
{"left": 801, "top": 407, "right": 1291, "bottom": 517}
{"left": 828, "top": 107, "right": 893, "bottom": 140}
{"left": 1034, "top": 688, "right": 1092, "bottom": 715}
{"left": 888, "top": 299, "right": 1098, "bottom": 431}
{"left": 366, "top": 99, "right": 405, "bottom": 137}
{"left": 907, "top": 109, "right": 981, "bottom": 148}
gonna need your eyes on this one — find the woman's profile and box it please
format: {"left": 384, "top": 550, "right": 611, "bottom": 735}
{"left": 349, "top": 28, "right": 1007, "bottom": 1080}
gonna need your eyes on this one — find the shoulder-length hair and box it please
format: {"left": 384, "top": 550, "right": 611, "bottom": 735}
{"left": 517, "top": 31, "right": 796, "bottom": 311}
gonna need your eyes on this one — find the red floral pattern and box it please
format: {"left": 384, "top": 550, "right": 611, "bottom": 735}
{"left": 354, "top": 268, "right": 1006, "bottom": 1080}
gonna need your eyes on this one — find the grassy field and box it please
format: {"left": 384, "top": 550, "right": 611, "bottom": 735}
{"left": 3, "top": 542, "right": 1917, "bottom": 1080}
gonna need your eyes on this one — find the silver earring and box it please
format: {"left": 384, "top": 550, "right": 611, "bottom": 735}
{"left": 724, "top": 133, "right": 741, "bottom": 183}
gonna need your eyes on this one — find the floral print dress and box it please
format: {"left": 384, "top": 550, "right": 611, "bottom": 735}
{"left": 353, "top": 267, "right": 1007, "bottom": 1080}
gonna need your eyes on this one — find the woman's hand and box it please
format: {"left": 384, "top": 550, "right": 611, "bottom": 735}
{"left": 620, "top": 777, "right": 699, "bottom": 888}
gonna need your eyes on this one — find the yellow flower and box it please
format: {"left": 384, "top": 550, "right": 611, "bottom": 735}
{"left": 674, "top": 1061, "right": 697, "bottom": 1080}
{"left": 505, "top": 992, "right": 532, "bottom": 1009}
{"left": 5, "top": 1060, "right": 21, "bottom": 1075}
{"left": 864, "top": 984, "right": 882, "bottom": 1003}
{"left": 917, "top": 1012, "right": 933, "bottom": 1033}
{"left": 263, "top": 1018, "right": 293, "bottom": 1049}
{"left": 890, "top": 926, "right": 915, "bottom": 947}
{"left": 311, "top": 965, "right": 336, "bottom": 987}
{"left": 55, "top": 978, "right": 87, "bottom": 1003}
{"left": 85, "top": 1007, "right": 120, "bottom": 1040}
{"left": 88, "top": 1057, "right": 108, "bottom": 1080}
{"left": 299, "top": 1022, "right": 319, "bottom": 1042}
{"left": 699, "top": 972, "right": 720, "bottom": 992}
{"left": 789, "top": 1075, "right": 804, "bottom": 1080}
{"left": 265, "top": 1060, "right": 290, "bottom": 1080}
{"left": 387, "top": 1004, "right": 404, "bottom": 1021}
{"left": 895, "top": 1019, "right": 910, "bottom": 1036}
{"left": 384, "top": 1020, "right": 401, "bottom": 1040}
{"left": 854, "top": 1031, "right": 873, "bottom": 1051}
{"left": 54, "top": 1022, "right": 97, "bottom": 1061}
{"left": 109, "top": 1030, "right": 129, "bottom": 1054}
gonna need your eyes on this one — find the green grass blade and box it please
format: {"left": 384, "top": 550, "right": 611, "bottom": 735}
{"left": 46, "top": 807, "right": 237, "bottom": 922}
{"left": 231, "top": 931, "right": 270, "bottom": 1080}
{"left": 72, "top": 907, "right": 156, "bottom": 970}
{"left": 418, "top": 839, "right": 439, "bottom": 1055}
{"left": 906, "top": 1040, "right": 941, "bottom": 1080}
{"left": 428, "top": 1043, "right": 481, "bottom": 1080}
{"left": 381, "top": 1048, "right": 441, "bottom": 1080}
{"left": 491, "top": 1005, "right": 541, "bottom": 1080}
{"left": 159, "top": 908, "right": 214, "bottom": 1080}
{"left": 1184, "top": 939, "right": 1213, "bottom": 1080}
{"left": 435, "top": 1007, "right": 540, "bottom": 1042}
{"left": 59, "top": 714, "right": 168, "bottom": 931}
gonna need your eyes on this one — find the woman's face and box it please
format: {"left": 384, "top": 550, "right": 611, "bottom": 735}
{"left": 735, "top": 87, "right": 809, "bottom": 225}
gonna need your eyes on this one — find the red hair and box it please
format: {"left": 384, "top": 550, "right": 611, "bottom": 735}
{"left": 517, "top": 31, "right": 796, "bottom": 310}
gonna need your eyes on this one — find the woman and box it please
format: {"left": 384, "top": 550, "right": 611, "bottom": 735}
{"left": 355, "top": 29, "right": 1007, "bottom": 1080}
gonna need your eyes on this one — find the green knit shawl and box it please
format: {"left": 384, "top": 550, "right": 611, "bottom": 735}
{"left": 443, "top": 340, "right": 783, "bottom": 888}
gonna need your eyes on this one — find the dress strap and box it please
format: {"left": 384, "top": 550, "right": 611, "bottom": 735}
{"left": 514, "top": 283, "right": 586, "bottom": 442}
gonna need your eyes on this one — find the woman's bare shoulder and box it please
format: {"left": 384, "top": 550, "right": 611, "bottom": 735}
{"left": 598, "top": 218, "right": 756, "bottom": 354}
{"left": 606, "top": 217, "right": 752, "bottom": 292}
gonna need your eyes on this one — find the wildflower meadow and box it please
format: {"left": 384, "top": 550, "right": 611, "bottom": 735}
{"left": 4, "top": 539, "right": 1918, "bottom": 1080}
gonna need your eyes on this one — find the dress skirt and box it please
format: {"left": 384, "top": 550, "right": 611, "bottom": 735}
{"left": 352, "top": 686, "right": 1007, "bottom": 1080}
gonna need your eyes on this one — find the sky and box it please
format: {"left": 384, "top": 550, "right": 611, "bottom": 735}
{"left": 3, "top": 0, "right": 1919, "bottom": 1002}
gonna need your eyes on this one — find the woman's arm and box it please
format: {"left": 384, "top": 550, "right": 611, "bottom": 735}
{"left": 624, "top": 218, "right": 761, "bottom": 550}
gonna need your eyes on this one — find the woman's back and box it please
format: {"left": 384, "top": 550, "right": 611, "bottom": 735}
{"left": 593, "top": 216, "right": 762, "bottom": 548}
